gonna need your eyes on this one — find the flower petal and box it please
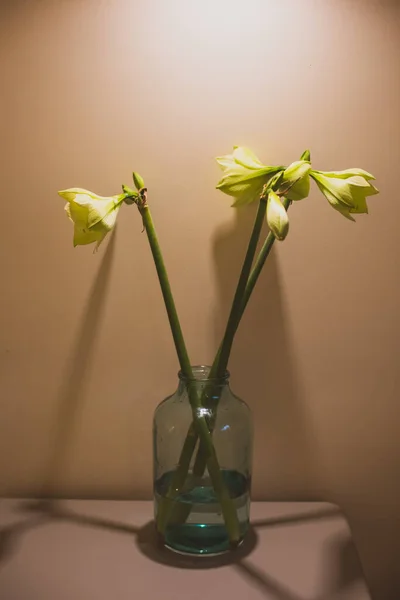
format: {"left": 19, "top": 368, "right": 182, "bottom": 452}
{"left": 218, "top": 170, "right": 279, "bottom": 206}
{"left": 231, "top": 182, "right": 266, "bottom": 207}
{"left": 280, "top": 160, "right": 311, "bottom": 201}
{"left": 349, "top": 192, "right": 368, "bottom": 214}
{"left": 86, "top": 198, "right": 117, "bottom": 228}
{"left": 363, "top": 183, "right": 379, "bottom": 196}
{"left": 316, "top": 168, "right": 375, "bottom": 181}
{"left": 93, "top": 205, "right": 121, "bottom": 231}
{"left": 215, "top": 153, "right": 235, "bottom": 171}
{"left": 311, "top": 174, "right": 356, "bottom": 220}
{"left": 65, "top": 188, "right": 109, "bottom": 202}
{"left": 73, "top": 222, "right": 104, "bottom": 247}
{"left": 283, "top": 160, "right": 311, "bottom": 180}
{"left": 232, "top": 146, "right": 266, "bottom": 170}
{"left": 65, "top": 199, "right": 89, "bottom": 222}
{"left": 217, "top": 166, "right": 278, "bottom": 188}
{"left": 61, "top": 188, "right": 122, "bottom": 249}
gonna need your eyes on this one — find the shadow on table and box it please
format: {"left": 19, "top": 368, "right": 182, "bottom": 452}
{"left": 0, "top": 512, "right": 51, "bottom": 564}
{"left": 251, "top": 505, "right": 341, "bottom": 530}
{"left": 235, "top": 560, "right": 304, "bottom": 600}
{"left": 232, "top": 534, "right": 365, "bottom": 600}
{"left": 321, "top": 533, "right": 366, "bottom": 597}
{"left": 0, "top": 501, "right": 366, "bottom": 600}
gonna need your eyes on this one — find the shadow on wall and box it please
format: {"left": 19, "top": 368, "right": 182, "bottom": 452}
{"left": 40, "top": 232, "right": 117, "bottom": 498}
{"left": 212, "top": 204, "right": 320, "bottom": 500}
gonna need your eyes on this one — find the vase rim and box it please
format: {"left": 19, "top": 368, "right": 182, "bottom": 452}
{"left": 178, "top": 365, "right": 230, "bottom": 383}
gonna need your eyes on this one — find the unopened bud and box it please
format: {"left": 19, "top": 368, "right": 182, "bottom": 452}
{"left": 132, "top": 172, "right": 145, "bottom": 191}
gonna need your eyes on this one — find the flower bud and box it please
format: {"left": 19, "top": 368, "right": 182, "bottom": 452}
{"left": 266, "top": 190, "right": 289, "bottom": 241}
{"left": 300, "top": 149, "right": 311, "bottom": 162}
{"left": 279, "top": 160, "right": 311, "bottom": 201}
{"left": 132, "top": 172, "right": 145, "bottom": 191}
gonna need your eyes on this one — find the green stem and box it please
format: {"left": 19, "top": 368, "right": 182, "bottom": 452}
{"left": 213, "top": 197, "right": 268, "bottom": 377}
{"left": 139, "top": 204, "right": 190, "bottom": 374}
{"left": 170, "top": 198, "right": 293, "bottom": 509}
{"left": 241, "top": 198, "right": 291, "bottom": 317}
{"left": 161, "top": 197, "right": 268, "bottom": 524}
{"left": 139, "top": 203, "right": 241, "bottom": 543}
{"left": 191, "top": 199, "right": 290, "bottom": 476}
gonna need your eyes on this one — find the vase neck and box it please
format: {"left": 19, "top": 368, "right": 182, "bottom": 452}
{"left": 179, "top": 365, "right": 229, "bottom": 383}
{"left": 177, "top": 365, "right": 230, "bottom": 394}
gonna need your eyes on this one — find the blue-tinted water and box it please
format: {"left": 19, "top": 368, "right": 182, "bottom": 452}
{"left": 155, "top": 470, "right": 250, "bottom": 555}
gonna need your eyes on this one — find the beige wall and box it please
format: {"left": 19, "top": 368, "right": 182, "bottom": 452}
{"left": 1, "top": 0, "right": 400, "bottom": 597}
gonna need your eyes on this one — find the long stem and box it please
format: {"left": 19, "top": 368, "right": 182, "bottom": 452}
{"left": 213, "top": 198, "right": 268, "bottom": 377}
{"left": 139, "top": 204, "right": 190, "bottom": 374}
{"left": 159, "top": 198, "right": 268, "bottom": 525}
{"left": 139, "top": 203, "right": 241, "bottom": 543}
{"left": 237, "top": 197, "right": 292, "bottom": 326}
{"left": 168, "top": 198, "right": 292, "bottom": 512}
{"left": 190, "top": 201, "right": 292, "bottom": 477}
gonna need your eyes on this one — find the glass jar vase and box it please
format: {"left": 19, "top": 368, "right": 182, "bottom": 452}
{"left": 153, "top": 365, "right": 253, "bottom": 555}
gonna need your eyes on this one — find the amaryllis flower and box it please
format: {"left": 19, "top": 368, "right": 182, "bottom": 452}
{"left": 310, "top": 169, "right": 378, "bottom": 220}
{"left": 58, "top": 188, "right": 123, "bottom": 250}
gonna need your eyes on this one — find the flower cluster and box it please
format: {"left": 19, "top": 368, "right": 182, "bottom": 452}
{"left": 216, "top": 146, "right": 378, "bottom": 240}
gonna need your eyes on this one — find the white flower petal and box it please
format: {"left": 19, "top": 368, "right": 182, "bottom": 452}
{"left": 317, "top": 168, "right": 375, "bottom": 181}
{"left": 232, "top": 146, "right": 266, "bottom": 170}
{"left": 60, "top": 187, "right": 122, "bottom": 248}
{"left": 281, "top": 160, "right": 311, "bottom": 201}
{"left": 216, "top": 154, "right": 235, "bottom": 171}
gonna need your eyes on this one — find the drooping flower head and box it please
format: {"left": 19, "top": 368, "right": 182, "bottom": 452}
{"left": 216, "top": 146, "right": 284, "bottom": 206}
{"left": 310, "top": 169, "right": 378, "bottom": 220}
{"left": 58, "top": 188, "right": 123, "bottom": 250}
{"left": 216, "top": 147, "right": 312, "bottom": 242}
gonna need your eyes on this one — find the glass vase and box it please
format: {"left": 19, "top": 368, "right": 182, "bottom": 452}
{"left": 153, "top": 365, "right": 253, "bottom": 556}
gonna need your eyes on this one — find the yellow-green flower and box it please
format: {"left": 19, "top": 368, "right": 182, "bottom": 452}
{"left": 278, "top": 160, "right": 311, "bottom": 201}
{"left": 266, "top": 190, "right": 289, "bottom": 241}
{"left": 216, "top": 146, "right": 283, "bottom": 206}
{"left": 310, "top": 169, "right": 378, "bottom": 220}
{"left": 58, "top": 188, "right": 123, "bottom": 250}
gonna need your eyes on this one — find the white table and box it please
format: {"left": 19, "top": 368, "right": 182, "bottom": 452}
{"left": 0, "top": 500, "right": 371, "bottom": 600}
